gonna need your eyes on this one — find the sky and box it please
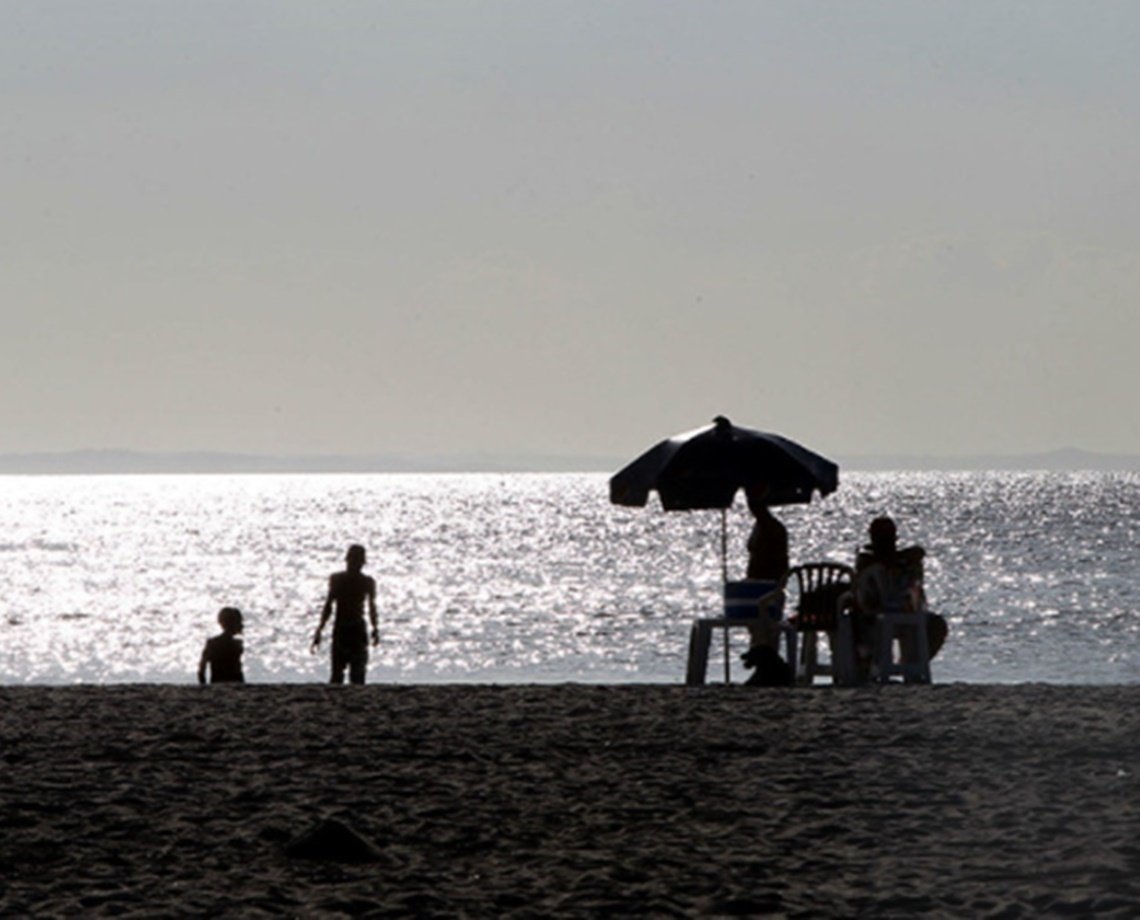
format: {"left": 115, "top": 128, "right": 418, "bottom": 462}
{"left": 3, "top": 1, "right": 1138, "bottom": 465}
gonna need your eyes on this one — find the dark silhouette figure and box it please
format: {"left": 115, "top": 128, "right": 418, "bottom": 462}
{"left": 740, "top": 634, "right": 793, "bottom": 686}
{"left": 312, "top": 544, "right": 379, "bottom": 685}
{"left": 745, "top": 489, "right": 789, "bottom": 581}
{"left": 198, "top": 607, "right": 245, "bottom": 684}
{"left": 740, "top": 489, "right": 793, "bottom": 678}
{"left": 855, "top": 516, "right": 948, "bottom": 663}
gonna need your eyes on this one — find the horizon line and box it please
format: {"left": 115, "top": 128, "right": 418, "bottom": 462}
{"left": 0, "top": 445, "right": 1138, "bottom": 475}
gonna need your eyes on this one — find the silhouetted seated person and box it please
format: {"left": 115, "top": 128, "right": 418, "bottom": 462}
{"left": 312, "top": 544, "right": 379, "bottom": 685}
{"left": 198, "top": 607, "right": 245, "bottom": 684}
{"left": 854, "top": 516, "right": 947, "bottom": 675}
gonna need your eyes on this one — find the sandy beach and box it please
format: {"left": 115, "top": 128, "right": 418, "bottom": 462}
{"left": 2, "top": 684, "right": 1138, "bottom": 918}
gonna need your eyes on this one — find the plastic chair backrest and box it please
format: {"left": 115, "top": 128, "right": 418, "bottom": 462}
{"left": 786, "top": 562, "right": 855, "bottom": 631}
{"left": 857, "top": 548, "right": 925, "bottom": 614}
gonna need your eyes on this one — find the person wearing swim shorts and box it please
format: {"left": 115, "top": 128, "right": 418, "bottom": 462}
{"left": 311, "top": 544, "right": 379, "bottom": 684}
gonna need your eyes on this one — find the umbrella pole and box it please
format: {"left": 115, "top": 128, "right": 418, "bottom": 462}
{"left": 721, "top": 508, "right": 728, "bottom": 584}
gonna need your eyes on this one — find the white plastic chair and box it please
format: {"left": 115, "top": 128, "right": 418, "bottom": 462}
{"left": 856, "top": 559, "right": 934, "bottom": 684}
{"left": 873, "top": 611, "right": 932, "bottom": 684}
{"left": 761, "top": 563, "right": 857, "bottom": 686}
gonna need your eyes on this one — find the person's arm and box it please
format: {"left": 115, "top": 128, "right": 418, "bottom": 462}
{"left": 900, "top": 546, "right": 928, "bottom": 611}
{"left": 368, "top": 577, "right": 379, "bottom": 646}
{"left": 198, "top": 642, "right": 209, "bottom": 685}
{"left": 855, "top": 565, "right": 882, "bottom": 613}
{"left": 776, "top": 523, "right": 789, "bottom": 576}
{"left": 311, "top": 578, "right": 334, "bottom": 651}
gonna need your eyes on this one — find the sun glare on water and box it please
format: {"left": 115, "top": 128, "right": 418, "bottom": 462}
{"left": 0, "top": 471, "right": 1136, "bottom": 684}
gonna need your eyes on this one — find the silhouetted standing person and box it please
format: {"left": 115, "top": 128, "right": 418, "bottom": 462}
{"left": 742, "top": 487, "right": 792, "bottom": 671}
{"left": 746, "top": 489, "right": 789, "bottom": 582}
{"left": 312, "top": 544, "right": 379, "bottom": 684}
{"left": 198, "top": 607, "right": 245, "bottom": 684}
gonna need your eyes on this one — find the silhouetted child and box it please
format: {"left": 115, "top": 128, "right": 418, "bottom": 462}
{"left": 312, "top": 544, "right": 378, "bottom": 685}
{"left": 198, "top": 607, "right": 245, "bottom": 684}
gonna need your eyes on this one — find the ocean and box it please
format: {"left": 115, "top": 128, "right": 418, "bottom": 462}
{"left": 1, "top": 471, "right": 1136, "bottom": 685}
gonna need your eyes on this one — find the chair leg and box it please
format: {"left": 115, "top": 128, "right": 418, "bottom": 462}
{"left": 723, "top": 625, "right": 732, "bottom": 683}
{"left": 782, "top": 625, "right": 797, "bottom": 681}
{"left": 875, "top": 615, "right": 896, "bottom": 684}
{"left": 798, "top": 631, "right": 818, "bottom": 685}
{"left": 875, "top": 614, "right": 933, "bottom": 684}
{"left": 906, "top": 613, "right": 931, "bottom": 684}
{"left": 685, "top": 622, "right": 710, "bottom": 686}
{"left": 834, "top": 614, "right": 857, "bottom": 686}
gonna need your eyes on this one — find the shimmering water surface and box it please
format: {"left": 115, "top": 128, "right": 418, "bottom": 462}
{"left": 1, "top": 472, "right": 1136, "bottom": 684}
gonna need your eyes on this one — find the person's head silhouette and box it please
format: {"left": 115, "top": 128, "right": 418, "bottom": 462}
{"left": 346, "top": 544, "right": 366, "bottom": 573}
{"left": 869, "top": 516, "right": 898, "bottom": 558}
{"left": 746, "top": 484, "right": 772, "bottom": 518}
{"left": 217, "top": 607, "right": 243, "bottom": 635}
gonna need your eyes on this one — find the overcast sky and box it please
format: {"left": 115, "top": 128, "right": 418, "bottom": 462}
{"left": 3, "top": 2, "right": 1138, "bottom": 464}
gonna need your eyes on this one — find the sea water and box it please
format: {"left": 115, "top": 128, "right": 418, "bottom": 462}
{"left": 0, "top": 471, "right": 1136, "bottom": 685}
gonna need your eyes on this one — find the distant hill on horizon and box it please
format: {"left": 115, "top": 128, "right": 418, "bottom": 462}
{"left": 1, "top": 446, "right": 1138, "bottom": 475}
{"left": 838, "top": 447, "right": 1140, "bottom": 472}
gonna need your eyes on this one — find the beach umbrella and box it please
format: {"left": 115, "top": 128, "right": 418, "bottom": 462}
{"left": 609, "top": 416, "right": 839, "bottom": 581}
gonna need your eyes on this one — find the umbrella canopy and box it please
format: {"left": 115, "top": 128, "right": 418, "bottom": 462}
{"left": 609, "top": 416, "right": 839, "bottom": 511}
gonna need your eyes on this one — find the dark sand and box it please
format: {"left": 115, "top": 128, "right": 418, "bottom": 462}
{"left": 2, "top": 684, "right": 1138, "bottom": 918}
